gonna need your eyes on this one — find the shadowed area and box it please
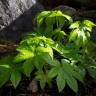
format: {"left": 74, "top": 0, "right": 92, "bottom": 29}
{"left": 0, "top": 2, "right": 44, "bottom": 42}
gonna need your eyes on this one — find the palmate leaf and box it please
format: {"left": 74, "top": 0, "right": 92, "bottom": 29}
{"left": 69, "top": 20, "right": 95, "bottom": 47}
{"left": 69, "top": 28, "right": 89, "bottom": 46}
{"left": 61, "top": 59, "right": 83, "bottom": 92}
{"left": 61, "top": 59, "right": 83, "bottom": 82}
{"left": 62, "top": 62, "right": 79, "bottom": 93}
{"left": 48, "top": 59, "right": 83, "bottom": 92}
{"left": 36, "top": 10, "right": 72, "bottom": 39}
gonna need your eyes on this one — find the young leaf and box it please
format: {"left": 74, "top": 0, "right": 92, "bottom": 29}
{"left": 83, "top": 20, "right": 96, "bottom": 27}
{"left": 37, "top": 11, "right": 50, "bottom": 28}
{"left": 14, "top": 50, "right": 34, "bottom": 62}
{"left": 69, "top": 29, "right": 77, "bottom": 42}
{"left": 69, "top": 21, "right": 80, "bottom": 29}
{"left": 36, "top": 46, "right": 53, "bottom": 58}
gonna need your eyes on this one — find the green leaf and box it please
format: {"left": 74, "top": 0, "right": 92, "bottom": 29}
{"left": 69, "top": 21, "right": 80, "bottom": 29}
{"left": 49, "top": 59, "right": 60, "bottom": 66}
{"left": 0, "top": 56, "right": 14, "bottom": 67}
{"left": 45, "top": 16, "right": 55, "bottom": 37}
{"left": 0, "top": 56, "right": 14, "bottom": 87}
{"left": 56, "top": 16, "right": 65, "bottom": 28}
{"left": 55, "top": 10, "right": 73, "bottom": 23}
{"left": 63, "top": 14, "right": 73, "bottom": 23}
{"left": 37, "top": 11, "right": 50, "bottom": 28}
{"left": 87, "top": 66, "right": 96, "bottom": 79}
{"left": 10, "top": 70, "right": 21, "bottom": 88}
{"left": 69, "top": 29, "right": 77, "bottom": 42}
{"left": 61, "top": 59, "right": 82, "bottom": 92}
{"left": 36, "top": 46, "right": 53, "bottom": 58}
{"left": 52, "top": 42, "right": 69, "bottom": 56}
{"left": 48, "top": 65, "right": 60, "bottom": 78}
{"left": 33, "top": 55, "right": 45, "bottom": 69}
{"left": 35, "top": 70, "right": 46, "bottom": 89}
{"left": 42, "top": 53, "right": 53, "bottom": 65}
{"left": 72, "top": 71, "right": 83, "bottom": 83}
{"left": 83, "top": 26, "right": 92, "bottom": 32}
{"left": 14, "top": 50, "right": 34, "bottom": 62}
{"left": 83, "top": 20, "right": 96, "bottom": 27}
{"left": 56, "top": 71, "right": 66, "bottom": 92}
{"left": 23, "top": 59, "right": 34, "bottom": 77}
{"left": 0, "top": 67, "right": 10, "bottom": 87}
{"left": 66, "top": 74, "right": 78, "bottom": 93}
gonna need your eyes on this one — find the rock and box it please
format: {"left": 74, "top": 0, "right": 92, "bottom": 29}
{"left": 76, "top": 10, "right": 96, "bottom": 20}
{"left": 0, "top": 0, "right": 36, "bottom": 29}
{"left": 38, "top": 0, "right": 68, "bottom": 9}
{"left": 0, "top": 0, "right": 44, "bottom": 42}
{"left": 27, "top": 79, "right": 38, "bottom": 93}
{"left": 54, "top": 5, "right": 76, "bottom": 16}
{"left": 91, "top": 27, "right": 96, "bottom": 42}
{"left": 71, "top": 0, "right": 96, "bottom": 8}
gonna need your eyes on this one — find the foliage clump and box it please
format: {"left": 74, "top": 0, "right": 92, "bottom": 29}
{"left": 0, "top": 10, "right": 96, "bottom": 93}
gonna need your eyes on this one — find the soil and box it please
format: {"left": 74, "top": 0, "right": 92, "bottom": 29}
{"left": 0, "top": 75, "right": 96, "bottom": 96}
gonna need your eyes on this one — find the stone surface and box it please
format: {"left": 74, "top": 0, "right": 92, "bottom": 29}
{"left": 0, "top": 0, "right": 44, "bottom": 42}
{"left": 38, "top": 0, "right": 96, "bottom": 9}
{"left": 54, "top": 5, "right": 76, "bottom": 16}
{"left": 38, "top": 0, "right": 68, "bottom": 9}
{"left": 27, "top": 79, "right": 38, "bottom": 93}
{"left": 0, "top": 0, "right": 36, "bottom": 29}
{"left": 70, "top": 0, "right": 96, "bottom": 8}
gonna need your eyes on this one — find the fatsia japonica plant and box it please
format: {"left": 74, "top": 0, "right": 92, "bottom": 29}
{"left": 0, "top": 10, "right": 96, "bottom": 93}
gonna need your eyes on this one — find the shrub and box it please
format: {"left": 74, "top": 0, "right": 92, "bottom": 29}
{"left": 0, "top": 10, "right": 96, "bottom": 93}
